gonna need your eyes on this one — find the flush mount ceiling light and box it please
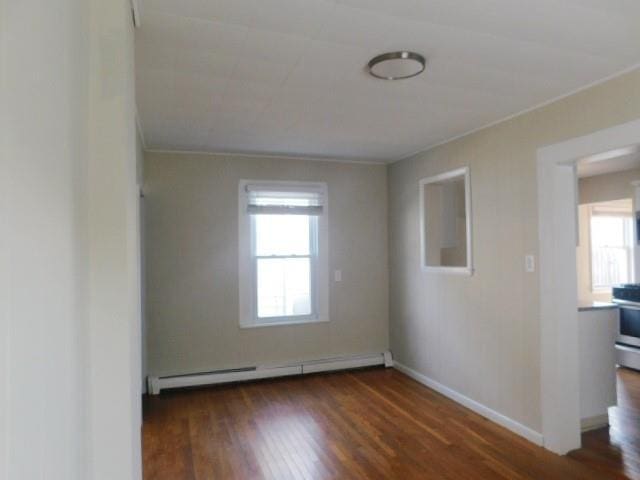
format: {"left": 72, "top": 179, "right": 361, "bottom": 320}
{"left": 367, "top": 51, "right": 426, "bottom": 80}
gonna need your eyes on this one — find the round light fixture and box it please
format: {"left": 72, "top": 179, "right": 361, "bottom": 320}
{"left": 367, "top": 51, "right": 426, "bottom": 80}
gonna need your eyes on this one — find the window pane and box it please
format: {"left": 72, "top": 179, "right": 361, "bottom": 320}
{"left": 591, "top": 216, "right": 626, "bottom": 248}
{"left": 590, "top": 214, "right": 633, "bottom": 289}
{"left": 592, "top": 247, "right": 629, "bottom": 288}
{"left": 255, "top": 215, "right": 310, "bottom": 256}
{"left": 257, "top": 258, "right": 312, "bottom": 318}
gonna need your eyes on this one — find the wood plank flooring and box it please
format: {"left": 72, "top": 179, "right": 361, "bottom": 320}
{"left": 144, "top": 366, "right": 640, "bottom": 479}
{"left": 568, "top": 367, "right": 640, "bottom": 479}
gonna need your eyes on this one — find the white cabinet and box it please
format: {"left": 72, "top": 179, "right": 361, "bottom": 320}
{"left": 578, "top": 307, "right": 618, "bottom": 431}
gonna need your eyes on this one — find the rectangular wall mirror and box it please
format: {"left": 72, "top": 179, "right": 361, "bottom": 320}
{"left": 419, "top": 167, "right": 473, "bottom": 274}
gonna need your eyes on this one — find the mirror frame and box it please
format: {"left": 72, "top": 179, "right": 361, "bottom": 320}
{"left": 419, "top": 166, "right": 473, "bottom": 275}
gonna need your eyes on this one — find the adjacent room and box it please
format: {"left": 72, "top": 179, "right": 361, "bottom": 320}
{"left": 3, "top": 1, "right": 640, "bottom": 479}
{"left": 573, "top": 148, "right": 640, "bottom": 469}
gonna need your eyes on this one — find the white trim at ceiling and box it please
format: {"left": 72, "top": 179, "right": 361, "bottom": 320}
{"left": 393, "top": 62, "right": 640, "bottom": 164}
{"left": 143, "top": 148, "right": 387, "bottom": 165}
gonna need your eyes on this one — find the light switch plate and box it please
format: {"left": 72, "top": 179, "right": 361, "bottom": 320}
{"left": 525, "top": 255, "right": 535, "bottom": 273}
{"left": 334, "top": 270, "right": 342, "bottom": 282}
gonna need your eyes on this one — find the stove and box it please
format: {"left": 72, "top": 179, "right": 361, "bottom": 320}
{"left": 614, "top": 284, "right": 640, "bottom": 370}
{"left": 612, "top": 284, "right": 640, "bottom": 304}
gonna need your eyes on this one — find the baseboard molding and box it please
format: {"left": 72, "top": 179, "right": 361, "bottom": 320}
{"left": 394, "top": 362, "right": 544, "bottom": 446}
{"left": 302, "top": 353, "right": 388, "bottom": 374}
{"left": 149, "top": 351, "right": 391, "bottom": 395}
{"left": 580, "top": 414, "right": 609, "bottom": 432}
{"left": 148, "top": 365, "right": 302, "bottom": 394}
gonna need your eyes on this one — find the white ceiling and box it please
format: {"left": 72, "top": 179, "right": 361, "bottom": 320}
{"left": 136, "top": 0, "right": 640, "bottom": 163}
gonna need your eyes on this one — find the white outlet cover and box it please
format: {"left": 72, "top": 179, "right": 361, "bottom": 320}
{"left": 525, "top": 255, "right": 535, "bottom": 273}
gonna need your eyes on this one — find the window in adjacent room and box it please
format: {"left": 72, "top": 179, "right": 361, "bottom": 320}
{"left": 238, "top": 181, "right": 329, "bottom": 327}
{"left": 590, "top": 200, "right": 634, "bottom": 291}
{"left": 419, "top": 167, "right": 473, "bottom": 274}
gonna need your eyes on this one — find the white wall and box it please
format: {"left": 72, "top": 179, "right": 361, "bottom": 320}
{"left": 144, "top": 152, "right": 389, "bottom": 377}
{"left": 137, "top": 129, "right": 147, "bottom": 394}
{"left": 578, "top": 308, "right": 617, "bottom": 426}
{"left": 389, "top": 68, "right": 640, "bottom": 435}
{"left": 1, "top": 1, "right": 141, "bottom": 479}
{"left": 87, "top": 0, "right": 141, "bottom": 478}
{"left": 1, "top": 1, "right": 90, "bottom": 478}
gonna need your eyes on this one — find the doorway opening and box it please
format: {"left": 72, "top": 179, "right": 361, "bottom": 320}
{"left": 537, "top": 118, "right": 640, "bottom": 454}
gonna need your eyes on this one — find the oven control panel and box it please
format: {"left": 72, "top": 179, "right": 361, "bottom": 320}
{"left": 613, "top": 284, "right": 640, "bottom": 303}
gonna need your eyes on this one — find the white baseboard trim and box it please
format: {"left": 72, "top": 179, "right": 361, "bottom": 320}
{"left": 580, "top": 414, "right": 609, "bottom": 432}
{"left": 148, "top": 365, "right": 302, "bottom": 394}
{"left": 394, "top": 362, "right": 544, "bottom": 446}
{"left": 302, "top": 353, "right": 386, "bottom": 374}
{"left": 148, "top": 351, "right": 393, "bottom": 395}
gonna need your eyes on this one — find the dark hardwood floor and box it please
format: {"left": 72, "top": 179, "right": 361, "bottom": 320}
{"left": 568, "top": 367, "right": 640, "bottom": 479}
{"left": 143, "top": 366, "right": 640, "bottom": 479}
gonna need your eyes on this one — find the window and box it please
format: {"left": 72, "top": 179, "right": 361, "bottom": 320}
{"left": 239, "top": 181, "right": 329, "bottom": 327}
{"left": 590, "top": 203, "right": 634, "bottom": 291}
{"left": 419, "top": 167, "right": 473, "bottom": 274}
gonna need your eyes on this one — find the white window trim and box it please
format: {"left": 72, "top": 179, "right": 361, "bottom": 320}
{"left": 238, "top": 180, "right": 329, "bottom": 329}
{"left": 419, "top": 167, "right": 473, "bottom": 275}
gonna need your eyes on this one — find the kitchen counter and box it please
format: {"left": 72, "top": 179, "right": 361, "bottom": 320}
{"left": 578, "top": 301, "right": 619, "bottom": 312}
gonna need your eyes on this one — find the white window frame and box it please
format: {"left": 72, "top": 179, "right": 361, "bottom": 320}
{"left": 238, "top": 180, "right": 329, "bottom": 328}
{"left": 419, "top": 167, "right": 473, "bottom": 275}
{"left": 588, "top": 206, "right": 634, "bottom": 292}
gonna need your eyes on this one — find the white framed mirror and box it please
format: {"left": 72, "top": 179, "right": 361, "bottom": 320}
{"left": 419, "top": 167, "right": 473, "bottom": 275}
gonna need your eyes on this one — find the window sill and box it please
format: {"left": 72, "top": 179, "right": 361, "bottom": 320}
{"left": 422, "top": 266, "right": 474, "bottom": 276}
{"left": 239, "top": 317, "right": 329, "bottom": 329}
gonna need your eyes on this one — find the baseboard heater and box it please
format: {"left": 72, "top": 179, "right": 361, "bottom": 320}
{"left": 148, "top": 351, "right": 393, "bottom": 395}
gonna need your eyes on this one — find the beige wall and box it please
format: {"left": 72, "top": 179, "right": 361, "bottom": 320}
{"left": 389, "top": 68, "right": 640, "bottom": 433}
{"left": 579, "top": 167, "right": 640, "bottom": 205}
{"left": 576, "top": 205, "right": 598, "bottom": 304}
{"left": 144, "top": 152, "right": 389, "bottom": 376}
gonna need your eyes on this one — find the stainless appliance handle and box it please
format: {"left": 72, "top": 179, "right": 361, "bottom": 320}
{"left": 614, "top": 300, "right": 640, "bottom": 310}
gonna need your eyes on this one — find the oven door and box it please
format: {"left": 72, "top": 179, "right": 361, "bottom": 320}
{"left": 618, "top": 304, "right": 640, "bottom": 348}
